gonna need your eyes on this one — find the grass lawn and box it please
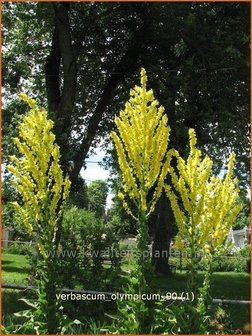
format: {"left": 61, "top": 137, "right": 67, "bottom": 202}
{"left": 153, "top": 271, "right": 250, "bottom": 300}
{"left": 2, "top": 252, "right": 250, "bottom": 333}
{"left": 2, "top": 253, "right": 30, "bottom": 284}
{"left": 2, "top": 253, "right": 34, "bottom": 331}
{"left": 152, "top": 271, "right": 250, "bottom": 332}
{"left": 2, "top": 252, "right": 250, "bottom": 300}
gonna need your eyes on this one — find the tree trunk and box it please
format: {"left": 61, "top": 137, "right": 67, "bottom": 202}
{"left": 45, "top": 2, "right": 77, "bottom": 174}
{"left": 151, "top": 88, "right": 202, "bottom": 274}
{"left": 150, "top": 71, "right": 190, "bottom": 274}
{"left": 150, "top": 75, "right": 178, "bottom": 275}
{"left": 152, "top": 191, "right": 173, "bottom": 274}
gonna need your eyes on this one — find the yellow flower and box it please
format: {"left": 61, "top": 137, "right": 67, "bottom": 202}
{"left": 7, "top": 93, "right": 71, "bottom": 254}
{"left": 166, "top": 129, "right": 242, "bottom": 256}
{"left": 111, "top": 68, "right": 171, "bottom": 218}
{"left": 175, "top": 235, "right": 184, "bottom": 250}
{"left": 117, "top": 192, "right": 124, "bottom": 200}
{"left": 203, "top": 244, "right": 211, "bottom": 255}
{"left": 37, "top": 242, "right": 47, "bottom": 259}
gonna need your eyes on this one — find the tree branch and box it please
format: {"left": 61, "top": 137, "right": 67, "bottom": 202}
{"left": 69, "top": 30, "right": 146, "bottom": 184}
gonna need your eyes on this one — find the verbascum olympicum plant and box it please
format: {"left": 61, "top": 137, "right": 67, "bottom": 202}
{"left": 111, "top": 68, "right": 170, "bottom": 218}
{"left": 110, "top": 68, "right": 171, "bottom": 333}
{"left": 7, "top": 93, "right": 71, "bottom": 258}
{"left": 111, "top": 68, "right": 171, "bottom": 273}
{"left": 6, "top": 93, "right": 71, "bottom": 334}
{"left": 166, "top": 128, "right": 242, "bottom": 258}
{"left": 165, "top": 128, "right": 243, "bottom": 333}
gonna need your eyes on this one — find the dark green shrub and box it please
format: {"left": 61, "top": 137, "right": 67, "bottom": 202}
{"left": 198, "top": 256, "right": 248, "bottom": 272}
{"left": 59, "top": 207, "right": 121, "bottom": 290}
{"left": 169, "top": 247, "right": 249, "bottom": 273}
{"left": 7, "top": 242, "right": 34, "bottom": 256}
{"left": 237, "top": 245, "right": 250, "bottom": 258}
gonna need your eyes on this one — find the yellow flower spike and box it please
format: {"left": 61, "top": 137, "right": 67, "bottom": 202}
{"left": 37, "top": 242, "right": 48, "bottom": 259}
{"left": 19, "top": 92, "right": 37, "bottom": 109}
{"left": 166, "top": 128, "right": 243, "bottom": 258}
{"left": 175, "top": 235, "right": 184, "bottom": 250}
{"left": 111, "top": 68, "right": 171, "bottom": 220}
{"left": 7, "top": 93, "right": 71, "bottom": 258}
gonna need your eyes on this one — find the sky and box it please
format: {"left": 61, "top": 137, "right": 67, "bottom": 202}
{"left": 80, "top": 147, "right": 114, "bottom": 209}
{"left": 80, "top": 145, "right": 251, "bottom": 211}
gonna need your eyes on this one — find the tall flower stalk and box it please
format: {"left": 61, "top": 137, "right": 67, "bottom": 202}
{"left": 7, "top": 93, "right": 71, "bottom": 334}
{"left": 165, "top": 128, "right": 243, "bottom": 332}
{"left": 111, "top": 68, "right": 171, "bottom": 332}
{"left": 111, "top": 68, "right": 170, "bottom": 280}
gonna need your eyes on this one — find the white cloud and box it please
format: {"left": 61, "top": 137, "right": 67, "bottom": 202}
{"left": 80, "top": 164, "right": 110, "bottom": 183}
{"left": 80, "top": 146, "right": 114, "bottom": 209}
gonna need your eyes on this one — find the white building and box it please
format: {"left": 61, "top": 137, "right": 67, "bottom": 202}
{"left": 227, "top": 226, "right": 250, "bottom": 248}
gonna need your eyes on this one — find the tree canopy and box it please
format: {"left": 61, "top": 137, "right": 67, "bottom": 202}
{"left": 2, "top": 1, "right": 250, "bottom": 275}
{"left": 3, "top": 2, "right": 250, "bottom": 188}
{"left": 87, "top": 179, "right": 108, "bottom": 218}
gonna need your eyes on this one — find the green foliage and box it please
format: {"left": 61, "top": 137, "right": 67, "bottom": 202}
{"left": 106, "top": 212, "right": 135, "bottom": 236}
{"left": 60, "top": 207, "right": 121, "bottom": 290}
{"left": 232, "top": 195, "right": 250, "bottom": 229}
{"left": 198, "top": 255, "right": 249, "bottom": 273}
{"left": 87, "top": 179, "right": 108, "bottom": 218}
{"left": 151, "top": 300, "right": 177, "bottom": 334}
{"left": 104, "top": 266, "right": 154, "bottom": 334}
{"left": 108, "top": 299, "right": 149, "bottom": 334}
{"left": 2, "top": 202, "right": 14, "bottom": 229}
{"left": 6, "top": 242, "right": 34, "bottom": 257}
{"left": 233, "top": 214, "right": 250, "bottom": 230}
{"left": 106, "top": 177, "right": 138, "bottom": 236}
{"left": 67, "top": 176, "right": 89, "bottom": 209}
{"left": 170, "top": 247, "right": 250, "bottom": 273}
{"left": 3, "top": 294, "right": 82, "bottom": 335}
{"left": 3, "top": 211, "right": 32, "bottom": 243}
{"left": 3, "top": 2, "right": 249, "bottom": 189}
{"left": 237, "top": 244, "right": 251, "bottom": 257}
{"left": 2, "top": 179, "right": 33, "bottom": 240}
{"left": 152, "top": 295, "right": 233, "bottom": 334}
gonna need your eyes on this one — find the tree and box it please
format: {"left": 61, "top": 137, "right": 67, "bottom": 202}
{"left": 87, "top": 179, "right": 108, "bottom": 218}
{"left": 3, "top": 2, "right": 249, "bottom": 273}
{"left": 232, "top": 195, "right": 250, "bottom": 230}
{"left": 68, "top": 175, "right": 89, "bottom": 209}
{"left": 4, "top": 3, "right": 249, "bottom": 182}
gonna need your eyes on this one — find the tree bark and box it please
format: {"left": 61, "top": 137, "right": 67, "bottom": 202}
{"left": 151, "top": 87, "right": 203, "bottom": 274}
{"left": 45, "top": 3, "right": 78, "bottom": 173}
{"left": 152, "top": 191, "right": 173, "bottom": 274}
